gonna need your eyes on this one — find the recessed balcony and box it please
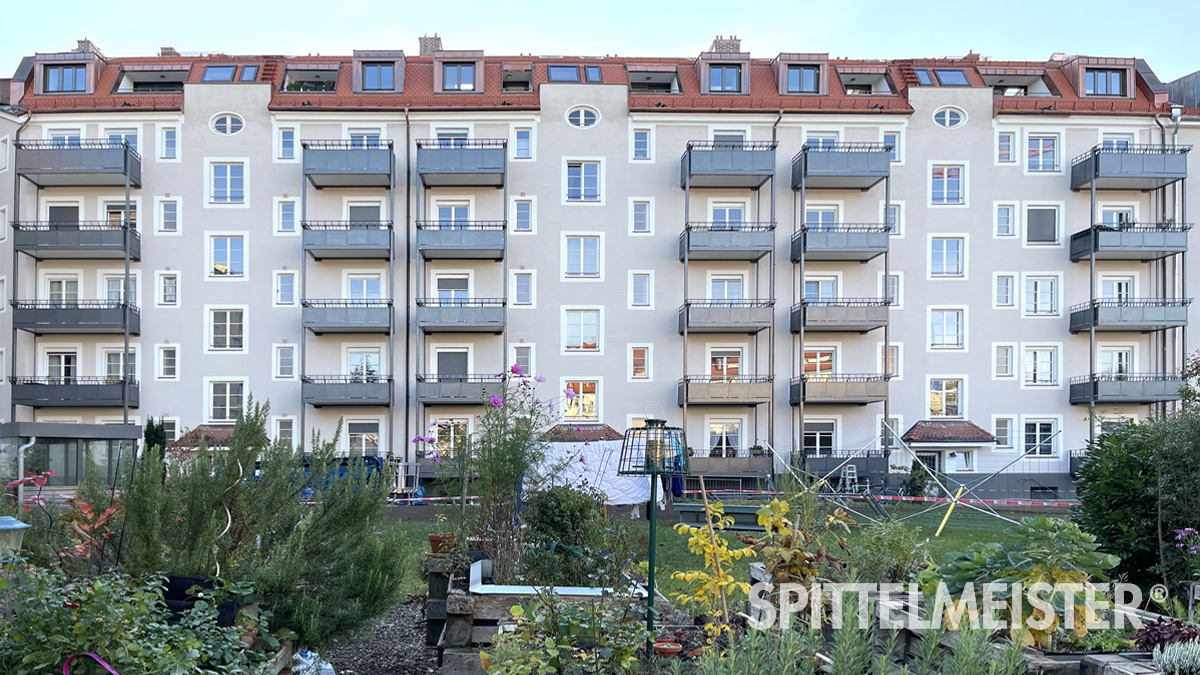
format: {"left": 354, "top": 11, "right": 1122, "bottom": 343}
{"left": 680, "top": 141, "right": 776, "bottom": 189}
{"left": 1069, "top": 374, "right": 1183, "bottom": 405}
{"left": 679, "top": 222, "right": 774, "bottom": 261}
{"left": 10, "top": 377, "right": 139, "bottom": 408}
{"left": 302, "top": 221, "right": 392, "bottom": 260}
{"left": 417, "top": 221, "right": 506, "bottom": 260}
{"left": 791, "top": 374, "right": 889, "bottom": 405}
{"left": 15, "top": 139, "right": 142, "bottom": 188}
{"left": 416, "top": 299, "right": 506, "bottom": 333}
{"left": 791, "top": 143, "right": 891, "bottom": 191}
{"left": 1069, "top": 299, "right": 1190, "bottom": 333}
{"left": 677, "top": 376, "right": 773, "bottom": 406}
{"left": 793, "top": 224, "right": 891, "bottom": 262}
{"left": 795, "top": 448, "right": 890, "bottom": 482}
{"left": 1068, "top": 224, "right": 1189, "bottom": 262}
{"left": 678, "top": 301, "right": 773, "bottom": 334}
{"left": 302, "top": 375, "right": 393, "bottom": 407}
{"left": 13, "top": 221, "right": 141, "bottom": 260}
{"left": 792, "top": 299, "right": 889, "bottom": 333}
{"left": 416, "top": 374, "right": 504, "bottom": 405}
{"left": 12, "top": 301, "right": 140, "bottom": 335}
{"left": 416, "top": 139, "right": 507, "bottom": 188}
{"left": 302, "top": 300, "right": 392, "bottom": 334}
{"left": 302, "top": 139, "right": 394, "bottom": 189}
{"left": 1070, "top": 144, "right": 1190, "bottom": 191}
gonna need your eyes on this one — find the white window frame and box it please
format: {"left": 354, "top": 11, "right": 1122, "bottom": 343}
{"left": 510, "top": 343, "right": 536, "bottom": 377}
{"left": 927, "top": 374, "right": 968, "bottom": 418}
{"left": 1021, "top": 201, "right": 1065, "bottom": 248}
{"left": 1096, "top": 342, "right": 1139, "bottom": 375}
{"left": 628, "top": 344, "right": 653, "bottom": 382}
{"left": 428, "top": 345, "right": 471, "bottom": 377}
{"left": 204, "top": 305, "right": 250, "bottom": 355}
{"left": 273, "top": 197, "right": 299, "bottom": 236}
{"left": 273, "top": 416, "right": 298, "bottom": 446}
{"left": 274, "top": 125, "right": 298, "bottom": 163}
{"left": 1023, "top": 129, "right": 1065, "bottom": 176}
{"left": 628, "top": 271, "right": 654, "bottom": 310}
{"left": 510, "top": 195, "right": 537, "bottom": 235}
{"left": 509, "top": 269, "right": 537, "bottom": 309}
{"left": 561, "top": 306, "right": 604, "bottom": 355}
{"left": 0, "top": 207, "right": 6, "bottom": 242}
{"left": 703, "top": 415, "right": 750, "bottom": 454}
{"left": 510, "top": 124, "right": 536, "bottom": 161}
{"left": 0, "top": 136, "right": 7, "bottom": 173}
{"left": 1020, "top": 272, "right": 1062, "bottom": 318}
{"left": 880, "top": 199, "right": 905, "bottom": 238}
{"left": 96, "top": 269, "right": 141, "bottom": 305}
{"left": 992, "top": 342, "right": 1017, "bottom": 380}
{"left": 273, "top": 343, "right": 298, "bottom": 381}
{"left": 96, "top": 343, "right": 140, "bottom": 383}
{"left": 155, "top": 343, "right": 180, "bottom": 381}
{"left": 153, "top": 195, "right": 182, "bottom": 236}
{"left": 1021, "top": 343, "right": 1062, "bottom": 389}
{"left": 628, "top": 197, "right": 654, "bottom": 235}
{"left": 878, "top": 270, "right": 903, "bottom": 310}
{"left": 993, "top": 201, "right": 1018, "bottom": 238}
{"left": 154, "top": 270, "right": 180, "bottom": 308}
{"left": 881, "top": 128, "right": 904, "bottom": 165}
{"left": 1020, "top": 415, "right": 1061, "bottom": 457}
{"left": 927, "top": 161, "right": 969, "bottom": 207}
{"left": 561, "top": 232, "right": 604, "bottom": 282}
{"left": 204, "top": 377, "right": 250, "bottom": 424}
{"left": 155, "top": 123, "right": 180, "bottom": 163}
{"left": 877, "top": 341, "right": 903, "bottom": 380}
{"left": 561, "top": 157, "right": 605, "bottom": 206}
{"left": 993, "top": 273, "right": 1017, "bottom": 309}
{"left": 98, "top": 195, "right": 142, "bottom": 230}
{"left": 994, "top": 129, "right": 1018, "bottom": 166}
{"left": 203, "top": 158, "right": 250, "bottom": 209}
{"left": 991, "top": 415, "right": 1017, "bottom": 450}
{"left": 206, "top": 232, "right": 249, "bottom": 281}
{"left": 629, "top": 126, "right": 655, "bottom": 163}
{"left": 927, "top": 305, "right": 968, "bottom": 352}
{"left": 100, "top": 124, "right": 141, "bottom": 155}
{"left": 559, "top": 376, "right": 602, "bottom": 422}
{"left": 927, "top": 234, "right": 968, "bottom": 280}
{"left": 273, "top": 270, "right": 298, "bottom": 307}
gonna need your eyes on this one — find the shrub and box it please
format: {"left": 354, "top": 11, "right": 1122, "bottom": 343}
{"left": 1136, "top": 617, "right": 1200, "bottom": 651}
{"left": 520, "top": 485, "right": 609, "bottom": 586}
{"left": 1154, "top": 639, "right": 1200, "bottom": 675}
{"left": 846, "top": 521, "right": 928, "bottom": 583}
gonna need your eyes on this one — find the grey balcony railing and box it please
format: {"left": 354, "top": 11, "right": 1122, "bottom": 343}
{"left": 12, "top": 300, "right": 141, "bottom": 334}
{"left": 302, "top": 139, "right": 395, "bottom": 188}
{"left": 302, "top": 220, "right": 393, "bottom": 259}
{"left": 302, "top": 375, "right": 393, "bottom": 406}
{"left": 301, "top": 299, "right": 392, "bottom": 333}
{"left": 1069, "top": 373, "right": 1184, "bottom": 405}
{"left": 10, "top": 376, "right": 140, "bottom": 408}
{"left": 794, "top": 224, "right": 891, "bottom": 262}
{"left": 416, "top": 298, "right": 506, "bottom": 333}
{"left": 677, "top": 375, "right": 773, "bottom": 406}
{"left": 1068, "top": 223, "right": 1190, "bottom": 261}
{"left": 794, "top": 448, "right": 890, "bottom": 481}
{"left": 13, "top": 220, "right": 141, "bottom": 260}
{"left": 15, "top": 139, "right": 142, "bottom": 187}
{"left": 1069, "top": 449, "right": 1087, "bottom": 476}
{"left": 680, "top": 140, "right": 776, "bottom": 189}
{"left": 791, "top": 374, "right": 890, "bottom": 405}
{"left": 416, "top": 139, "right": 507, "bottom": 188}
{"left": 792, "top": 298, "right": 889, "bottom": 333}
{"left": 1070, "top": 144, "right": 1190, "bottom": 191}
{"left": 1069, "top": 298, "right": 1190, "bottom": 332}
{"left": 416, "top": 374, "right": 504, "bottom": 405}
{"left": 679, "top": 300, "right": 773, "bottom": 334}
{"left": 792, "top": 143, "right": 891, "bottom": 190}
{"left": 416, "top": 221, "right": 506, "bottom": 260}
{"left": 679, "top": 222, "right": 774, "bottom": 261}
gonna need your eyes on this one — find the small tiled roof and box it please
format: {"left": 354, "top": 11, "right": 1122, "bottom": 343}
{"left": 901, "top": 420, "right": 996, "bottom": 444}
{"left": 170, "top": 424, "right": 234, "bottom": 449}
{"left": 544, "top": 424, "right": 624, "bottom": 443}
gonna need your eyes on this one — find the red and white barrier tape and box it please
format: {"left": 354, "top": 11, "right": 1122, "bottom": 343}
{"left": 679, "top": 489, "right": 1074, "bottom": 508}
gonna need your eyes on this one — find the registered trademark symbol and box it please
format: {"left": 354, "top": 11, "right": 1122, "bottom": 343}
{"left": 1149, "top": 584, "right": 1169, "bottom": 604}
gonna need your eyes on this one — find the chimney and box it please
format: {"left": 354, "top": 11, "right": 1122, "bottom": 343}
{"left": 709, "top": 35, "right": 742, "bottom": 53}
{"left": 74, "top": 38, "right": 104, "bottom": 57}
{"left": 419, "top": 34, "right": 443, "bottom": 56}
{"left": 160, "top": 46, "right": 180, "bottom": 57}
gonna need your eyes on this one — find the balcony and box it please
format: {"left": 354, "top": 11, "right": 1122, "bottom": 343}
{"left": 1069, "top": 374, "right": 1183, "bottom": 405}
{"left": 791, "top": 375, "right": 889, "bottom": 405}
{"left": 1070, "top": 144, "right": 1190, "bottom": 191}
{"left": 13, "top": 221, "right": 141, "bottom": 260}
{"left": 302, "top": 140, "right": 394, "bottom": 189}
{"left": 688, "top": 449, "right": 774, "bottom": 477}
{"left": 1068, "top": 224, "right": 1190, "bottom": 262}
{"left": 1069, "top": 299, "right": 1190, "bottom": 333}
{"left": 791, "top": 143, "right": 891, "bottom": 191}
{"left": 15, "top": 139, "right": 142, "bottom": 188}
{"left": 795, "top": 449, "right": 890, "bottom": 483}
{"left": 416, "top": 374, "right": 504, "bottom": 405}
{"left": 677, "top": 376, "right": 773, "bottom": 406}
{"left": 417, "top": 139, "right": 506, "bottom": 188}
{"left": 302, "top": 221, "right": 392, "bottom": 260}
{"left": 12, "top": 301, "right": 140, "bottom": 335}
{"left": 792, "top": 299, "right": 889, "bottom": 333}
{"left": 302, "top": 300, "right": 392, "bottom": 334}
{"left": 679, "top": 141, "right": 776, "bottom": 189}
{"left": 302, "top": 375, "right": 393, "bottom": 407}
{"left": 10, "top": 377, "right": 139, "bottom": 408}
{"left": 794, "top": 224, "right": 891, "bottom": 262}
{"left": 679, "top": 223, "right": 774, "bottom": 261}
{"left": 416, "top": 299, "right": 506, "bottom": 333}
{"left": 417, "top": 221, "right": 506, "bottom": 260}
{"left": 1069, "top": 449, "right": 1087, "bottom": 476}
{"left": 678, "top": 301, "right": 773, "bottom": 334}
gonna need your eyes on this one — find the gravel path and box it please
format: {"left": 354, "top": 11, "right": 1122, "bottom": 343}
{"left": 324, "top": 600, "right": 439, "bottom": 675}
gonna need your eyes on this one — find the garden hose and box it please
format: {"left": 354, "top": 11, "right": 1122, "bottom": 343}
{"left": 212, "top": 459, "right": 245, "bottom": 578}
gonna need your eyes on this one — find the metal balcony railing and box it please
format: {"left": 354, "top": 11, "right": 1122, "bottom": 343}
{"left": 415, "top": 139, "right": 507, "bottom": 149}
{"left": 798, "top": 373, "right": 891, "bottom": 383}
{"left": 685, "top": 300, "right": 774, "bottom": 309}
{"left": 1069, "top": 373, "right": 1183, "bottom": 384}
{"left": 684, "top": 221, "right": 776, "bottom": 232}
{"left": 415, "top": 298, "right": 506, "bottom": 308}
{"left": 681, "top": 375, "right": 773, "bottom": 384}
{"left": 302, "top": 375, "right": 394, "bottom": 384}
{"left": 1070, "top": 144, "right": 1192, "bottom": 166}
{"left": 685, "top": 140, "right": 777, "bottom": 151}
{"left": 801, "top": 141, "right": 891, "bottom": 153}
{"left": 16, "top": 138, "right": 142, "bottom": 161}
{"left": 1069, "top": 298, "right": 1192, "bottom": 312}
{"left": 13, "top": 219, "right": 134, "bottom": 231}
{"left": 800, "top": 298, "right": 890, "bottom": 308}
{"left": 301, "top": 220, "right": 394, "bottom": 230}
{"left": 415, "top": 374, "right": 504, "bottom": 384}
{"left": 302, "top": 139, "right": 395, "bottom": 150}
{"left": 301, "top": 299, "right": 393, "bottom": 308}
{"left": 12, "top": 300, "right": 140, "bottom": 314}
{"left": 10, "top": 376, "right": 138, "bottom": 386}
{"left": 415, "top": 220, "right": 506, "bottom": 231}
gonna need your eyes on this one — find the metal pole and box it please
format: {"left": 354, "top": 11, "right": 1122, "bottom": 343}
{"left": 682, "top": 154, "right": 690, "bottom": 449}
{"left": 388, "top": 143, "right": 396, "bottom": 462}
{"left": 1088, "top": 153, "right": 1097, "bottom": 447}
{"left": 646, "top": 473, "right": 658, "bottom": 635}
{"left": 798, "top": 152, "right": 807, "bottom": 469}
{"left": 299, "top": 151, "right": 308, "bottom": 449}
{"left": 883, "top": 174, "right": 892, "bottom": 463}
{"left": 122, "top": 144, "right": 131, "bottom": 425}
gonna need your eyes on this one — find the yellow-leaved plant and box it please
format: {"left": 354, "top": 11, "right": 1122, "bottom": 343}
{"left": 670, "top": 502, "right": 756, "bottom": 639}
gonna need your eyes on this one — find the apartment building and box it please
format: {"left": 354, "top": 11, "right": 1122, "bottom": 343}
{"left": 0, "top": 36, "right": 1195, "bottom": 499}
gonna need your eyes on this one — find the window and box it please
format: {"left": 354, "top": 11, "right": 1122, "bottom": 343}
{"left": 566, "top": 161, "right": 601, "bottom": 201}
{"left": 631, "top": 346, "right": 650, "bottom": 380}
{"left": 239, "top": 65, "right": 259, "bottom": 81}
{"left": 563, "top": 381, "right": 599, "bottom": 421}
{"left": 585, "top": 65, "right": 602, "bottom": 83}
{"left": 883, "top": 274, "right": 900, "bottom": 307}
{"left": 158, "top": 346, "right": 178, "bottom": 380}
{"left": 803, "top": 206, "right": 837, "bottom": 228}
{"left": 104, "top": 275, "right": 135, "bottom": 305}
{"left": 997, "top": 132, "right": 1015, "bottom": 163}
{"left": 879, "top": 417, "right": 899, "bottom": 448}
{"left": 514, "top": 128, "right": 532, "bottom": 159}
{"left": 914, "top": 69, "right": 934, "bottom": 86}
{"left": 105, "top": 201, "right": 137, "bottom": 229}
{"left": 709, "top": 64, "right": 741, "bottom": 92}
{"left": 933, "top": 107, "right": 966, "bottom": 128}
{"left": 1101, "top": 207, "right": 1135, "bottom": 228}
{"left": 995, "top": 345, "right": 1014, "bottom": 377}
{"left": 103, "top": 349, "right": 136, "bottom": 381}
{"left": 996, "top": 204, "right": 1015, "bottom": 236}
{"left": 161, "top": 128, "right": 178, "bottom": 160}
{"left": 935, "top": 69, "right": 970, "bottom": 86}
{"left": 210, "top": 162, "right": 245, "bottom": 203}
{"left": 715, "top": 203, "right": 748, "bottom": 228}
{"left": 1025, "top": 206, "right": 1058, "bottom": 244}
{"left": 202, "top": 65, "right": 237, "bottom": 82}
{"left": 881, "top": 345, "right": 899, "bottom": 378}
{"left": 348, "top": 422, "right": 380, "bottom": 455}
{"left": 995, "top": 275, "right": 1015, "bottom": 307}
{"left": 1102, "top": 133, "right": 1134, "bottom": 151}
{"left": 514, "top": 200, "right": 533, "bottom": 232}
{"left": 1100, "top": 276, "right": 1135, "bottom": 302}
{"left": 434, "top": 419, "right": 469, "bottom": 459}
{"left": 348, "top": 349, "right": 382, "bottom": 379}
{"left": 350, "top": 128, "right": 382, "bottom": 147}
{"left": 1024, "top": 277, "right": 1058, "bottom": 315}
{"left": 46, "top": 351, "right": 78, "bottom": 381}
{"left": 443, "top": 62, "right": 476, "bottom": 91}
{"left": 631, "top": 201, "right": 651, "bottom": 233}
{"left": 931, "top": 238, "right": 964, "bottom": 277}
{"left": 787, "top": 65, "right": 819, "bottom": 93}
{"left": 159, "top": 273, "right": 179, "bottom": 307}
{"left": 803, "top": 349, "right": 834, "bottom": 376}
{"left": 348, "top": 275, "right": 382, "bottom": 301}
{"left": 211, "top": 114, "right": 244, "bottom": 135}
{"left": 513, "top": 273, "right": 533, "bottom": 306}
{"left": 708, "top": 420, "right": 742, "bottom": 456}
{"left": 1099, "top": 347, "right": 1133, "bottom": 375}
{"left": 513, "top": 346, "right": 533, "bottom": 375}
{"left": 48, "top": 129, "right": 81, "bottom": 147}
{"left": 931, "top": 165, "right": 964, "bottom": 204}
{"left": 1024, "top": 420, "right": 1056, "bottom": 455}
{"left": 278, "top": 200, "right": 296, "bottom": 233}
{"left": 806, "top": 131, "right": 839, "bottom": 149}
{"left": 47, "top": 276, "right": 80, "bottom": 302}
{"left": 884, "top": 204, "right": 901, "bottom": 236}
{"left": 162, "top": 420, "right": 178, "bottom": 443}
{"left": 883, "top": 131, "right": 900, "bottom": 162}
{"left": 1024, "top": 347, "right": 1058, "bottom": 385}
{"left": 1085, "top": 69, "right": 1125, "bottom": 96}
{"left": 844, "top": 84, "right": 872, "bottom": 95}
{"left": 210, "top": 381, "right": 244, "bottom": 422}
{"left": 995, "top": 418, "right": 1014, "bottom": 448}
{"left": 362, "top": 62, "right": 394, "bottom": 90}
{"left": 711, "top": 275, "right": 745, "bottom": 302}
{"left": 565, "top": 236, "right": 600, "bottom": 277}
{"left": 632, "top": 129, "right": 651, "bottom": 159}
{"left": 107, "top": 128, "right": 138, "bottom": 153}
{"left": 931, "top": 310, "right": 964, "bottom": 348}
{"left": 548, "top": 65, "right": 580, "bottom": 82}
{"left": 159, "top": 200, "right": 179, "bottom": 233}
{"left": 565, "top": 310, "right": 600, "bottom": 351}
{"left": 275, "top": 345, "right": 296, "bottom": 379}
{"left": 435, "top": 276, "right": 469, "bottom": 303}
{"left": 1028, "top": 135, "right": 1059, "bottom": 172}
{"left": 804, "top": 277, "right": 837, "bottom": 301}
{"left": 210, "top": 236, "right": 245, "bottom": 277}
{"left": 929, "top": 379, "right": 962, "bottom": 417}
{"left": 45, "top": 64, "right": 87, "bottom": 92}
{"left": 436, "top": 201, "right": 469, "bottom": 225}
{"left": 279, "top": 128, "right": 295, "bottom": 160}
{"left": 711, "top": 131, "right": 745, "bottom": 147}
{"left": 275, "top": 419, "right": 294, "bottom": 446}
{"left": 210, "top": 309, "right": 244, "bottom": 351}
{"left": 275, "top": 272, "right": 296, "bottom": 306}
{"left": 631, "top": 273, "right": 651, "bottom": 307}
{"left": 566, "top": 107, "right": 599, "bottom": 128}
{"left": 802, "top": 421, "right": 835, "bottom": 456}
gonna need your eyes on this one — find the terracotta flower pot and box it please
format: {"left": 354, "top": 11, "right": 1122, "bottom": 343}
{"left": 429, "top": 533, "right": 457, "bottom": 554}
{"left": 652, "top": 641, "right": 682, "bottom": 658}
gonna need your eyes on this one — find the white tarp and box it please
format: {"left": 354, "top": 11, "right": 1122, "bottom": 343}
{"left": 540, "top": 440, "right": 664, "bottom": 507}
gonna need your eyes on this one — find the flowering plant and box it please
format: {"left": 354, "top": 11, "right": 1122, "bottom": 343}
{"left": 1174, "top": 528, "right": 1200, "bottom": 579}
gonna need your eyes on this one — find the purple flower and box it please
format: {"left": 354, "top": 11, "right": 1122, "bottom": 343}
{"left": 490, "top": 396, "right": 504, "bottom": 408}
{"left": 1191, "top": 545, "right": 1200, "bottom": 554}
{"left": 564, "top": 387, "right": 576, "bottom": 401}
{"left": 510, "top": 364, "right": 524, "bottom": 377}
{"left": 428, "top": 419, "right": 439, "bottom": 428}
{"left": 412, "top": 435, "right": 436, "bottom": 444}
{"left": 534, "top": 375, "right": 546, "bottom": 383}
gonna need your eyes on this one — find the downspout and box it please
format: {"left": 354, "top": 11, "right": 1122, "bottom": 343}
{"left": 14, "top": 436, "right": 36, "bottom": 506}
{"left": 403, "top": 106, "right": 412, "bottom": 467}
{"left": 1154, "top": 114, "right": 1169, "bottom": 415}
{"left": 770, "top": 109, "right": 782, "bottom": 466}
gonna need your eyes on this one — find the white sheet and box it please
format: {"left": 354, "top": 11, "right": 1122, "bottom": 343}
{"left": 538, "top": 440, "right": 665, "bottom": 506}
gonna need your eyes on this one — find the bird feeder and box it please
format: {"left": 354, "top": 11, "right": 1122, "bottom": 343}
{"left": 0, "top": 516, "right": 31, "bottom": 563}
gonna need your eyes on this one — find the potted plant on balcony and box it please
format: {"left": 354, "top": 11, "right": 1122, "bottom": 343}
{"left": 429, "top": 513, "right": 457, "bottom": 555}
{"left": 749, "top": 444, "right": 765, "bottom": 457}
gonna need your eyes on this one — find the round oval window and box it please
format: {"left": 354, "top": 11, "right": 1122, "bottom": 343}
{"left": 566, "top": 107, "right": 599, "bottom": 128}
{"left": 211, "top": 113, "right": 245, "bottom": 135}
{"left": 933, "top": 107, "right": 966, "bottom": 128}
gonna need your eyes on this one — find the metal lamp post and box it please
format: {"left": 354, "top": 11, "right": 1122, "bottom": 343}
{"left": 0, "top": 516, "right": 31, "bottom": 563}
{"left": 618, "top": 418, "right": 688, "bottom": 636}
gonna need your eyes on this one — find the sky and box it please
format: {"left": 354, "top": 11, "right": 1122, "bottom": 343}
{"left": 2, "top": 0, "right": 1199, "bottom": 82}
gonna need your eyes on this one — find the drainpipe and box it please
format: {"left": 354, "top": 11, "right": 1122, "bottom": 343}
{"left": 14, "top": 437, "right": 36, "bottom": 506}
{"left": 403, "top": 106, "right": 412, "bottom": 468}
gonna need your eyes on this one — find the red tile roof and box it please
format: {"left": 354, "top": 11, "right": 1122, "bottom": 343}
{"left": 169, "top": 424, "right": 234, "bottom": 449}
{"left": 901, "top": 420, "right": 997, "bottom": 444}
{"left": 544, "top": 424, "right": 625, "bottom": 443}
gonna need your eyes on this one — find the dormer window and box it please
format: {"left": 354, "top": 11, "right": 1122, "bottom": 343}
{"left": 45, "top": 64, "right": 86, "bottom": 92}
{"left": 443, "top": 62, "right": 476, "bottom": 91}
{"left": 934, "top": 69, "right": 970, "bottom": 86}
{"left": 502, "top": 63, "right": 532, "bottom": 91}
{"left": 362, "top": 62, "right": 394, "bottom": 90}
{"left": 116, "top": 69, "right": 188, "bottom": 93}
{"left": 709, "top": 64, "right": 741, "bottom": 92}
{"left": 548, "top": 65, "right": 580, "bottom": 82}
{"left": 1085, "top": 68, "right": 1125, "bottom": 96}
{"left": 787, "top": 65, "right": 819, "bottom": 93}
{"left": 202, "top": 65, "right": 237, "bottom": 82}
{"left": 629, "top": 69, "right": 680, "bottom": 93}
{"left": 981, "top": 72, "right": 1052, "bottom": 97}
{"left": 283, "top": 67, "right": 337, "bottom": 92}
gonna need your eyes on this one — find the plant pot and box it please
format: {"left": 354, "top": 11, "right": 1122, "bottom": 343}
{"left": 652, "top": 641, "right": 682, "bottom": 658}
{"left": 161, "top": 575, "right": 237, "bottom": 627}
{"left": 429, "top": 533, "right": 458, "bottom": 554}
